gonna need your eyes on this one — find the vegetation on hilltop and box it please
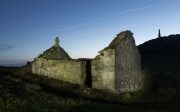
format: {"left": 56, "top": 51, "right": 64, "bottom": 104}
{"left": 138, "top": 34, "right": 180, "bottom": 55}
{"left": 137, "top": 34, "right": 180, "bottom": 72}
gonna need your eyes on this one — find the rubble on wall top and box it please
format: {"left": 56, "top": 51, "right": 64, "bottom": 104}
{"left": 37, "top": 37, "right": 71, "bottom": 60}
{"left": 100, "top": 30, "right": 133, "bottom": 52}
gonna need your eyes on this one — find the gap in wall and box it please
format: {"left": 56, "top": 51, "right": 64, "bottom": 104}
{"left": 78, "top": 58, "right": 92, "bottom": 88}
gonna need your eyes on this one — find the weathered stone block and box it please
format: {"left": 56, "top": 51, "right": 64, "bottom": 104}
{"left": 115, "top": 31, "right": 142, "bottom": 93}
{"left": 92, "top": 31, "right": 142, "bottom": 93}
{"left": 32, "top": 58, "right": 86, "bottom": 86}
{"left": 91, "top": 49, "right": 115, "bottom": 92}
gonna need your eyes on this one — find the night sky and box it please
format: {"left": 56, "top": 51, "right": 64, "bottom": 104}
{"left": 0, "top": 0, "right": 180, "bottom": 66}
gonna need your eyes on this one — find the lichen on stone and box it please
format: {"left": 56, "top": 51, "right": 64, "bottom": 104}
{"left": 100, "top": 30, "right": 133, "bottom": 52}
{"left": 38, "top": 45, "right": 71, "bottom": 60}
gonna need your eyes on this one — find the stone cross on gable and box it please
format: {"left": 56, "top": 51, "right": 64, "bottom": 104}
{"left": 55, "top": 37, "right": 60, "bottom": 47}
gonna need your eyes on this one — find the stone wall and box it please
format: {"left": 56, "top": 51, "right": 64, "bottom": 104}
{"left": 13, "top": 62, "right": 32, "bottom": 75}
{"left": 32, "top": 58, "right": 86, "bottom": 86}
{"left": 91, "top": 49, "right": 115, "bottom": 92}
{"left": 30, "top": 31, "right": 143, "bottom": 94}
{"left": 91, "top": 31, "right": 143, "bottom": 93}
{"left": 115, "top": 32, "right": 142, "bottom": 93}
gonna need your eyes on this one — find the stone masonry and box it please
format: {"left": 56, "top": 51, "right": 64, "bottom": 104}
{"left": 32, "top": 37, "right": 86, "bottom": 86}
{"left": 91, "top": 31, "right": 142, "bottom": 93}
{"left": 32, "top": 31, "right": 143, "bottom": 94}
{"left": 38, "top": 37, "right": 71, "bottom": 60}
{"left": 91, "top": 49, "right": 115, "bottom": 91}
{"left": 115, "top": 31, "right": 142, "bottom": 93}
{"left": 32, "top": 58, "right": 86, "bottom": 86}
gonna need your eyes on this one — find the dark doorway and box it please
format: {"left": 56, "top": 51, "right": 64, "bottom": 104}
{"left": 85, "top": 60, "right": 92, "bottom": 88}
{"left": 78, "top": 58, "right": 92, "bottom": 88}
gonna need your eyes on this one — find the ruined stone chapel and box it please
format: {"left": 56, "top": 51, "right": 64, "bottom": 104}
{"left": 32, "top": 30, "right": 143, "bottom": 94}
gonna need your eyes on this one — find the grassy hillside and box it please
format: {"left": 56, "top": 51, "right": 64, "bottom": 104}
{"left": 0, "top": 67, "right": 180, "bottom": 111}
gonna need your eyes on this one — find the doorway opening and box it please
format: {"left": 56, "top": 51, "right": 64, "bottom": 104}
{"left": 85, "top": 59, "right": 92, "bottom": 88}
{"left": 79, "top": 58, "right": 92, "bottom": 88}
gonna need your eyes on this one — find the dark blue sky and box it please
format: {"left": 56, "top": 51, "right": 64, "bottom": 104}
{"left": 0, "top": 0, "right": 180, "bottom": 66}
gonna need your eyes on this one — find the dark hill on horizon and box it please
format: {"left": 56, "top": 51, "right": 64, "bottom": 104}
{"left": 137, "top": 34, "right": 180, "bottom": 72}
{"left": 138, "top": 34, "right": 180, "bottom": 55}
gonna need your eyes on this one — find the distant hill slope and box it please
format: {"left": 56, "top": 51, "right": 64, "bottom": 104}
{"left": 137, "top": 34, "right": 180, "bottom": 72}
{"left": 138, "top": 34, "right": 180, "bottom": 55}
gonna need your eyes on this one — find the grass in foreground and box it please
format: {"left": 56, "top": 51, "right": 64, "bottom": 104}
{"left": 0, "top": 68, "right": 180, "bottom": 111}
